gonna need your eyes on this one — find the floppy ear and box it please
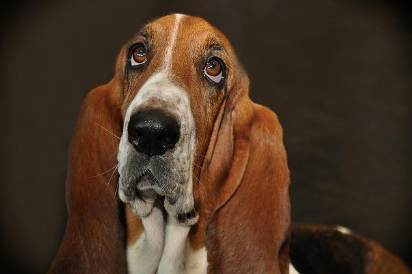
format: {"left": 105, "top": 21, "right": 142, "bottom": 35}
{"left": 48, "top": 79, "right": 127, "bottom": 274}
{"left": 204, "top": 93, "right": 291, "bottom": 273}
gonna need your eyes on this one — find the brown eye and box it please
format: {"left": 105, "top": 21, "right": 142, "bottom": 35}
{"left": 130, "top": 44, "right": 147, "bottom": 66}
{"left": 204, "top": 58, "right": 224, "bottom": 84}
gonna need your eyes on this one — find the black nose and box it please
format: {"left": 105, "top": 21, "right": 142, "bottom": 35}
{"left": 127, "top": 110, "right": 180, "bottom": 157}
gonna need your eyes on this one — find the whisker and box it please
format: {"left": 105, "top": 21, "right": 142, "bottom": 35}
{"left": 192, "top": 162, "right": 204, "bottom": 170}
{"left": 89, "top": 164, "right": 118, "bottom": 178}
{"left": 194, "top": 152, "right": 209, "bottom": 160}
{"left": 106, "top": 165, "right": 118, "bottom": 192}
{"left": 121, "top": 207, "right": 135, "bottom": 220}
{"left": 194, "top": 152, "right": 224, "bottom": 172}
{"left": 113, "top": 104, "right": 123, "bottom": 110}
{"left": 193, "top": 174, "right": 207, "bottom": 200}
{"left": 91, "top": 120, "right": 121, "bottom": 140}
{"left": 110, "top": 148, "right": 119, "bottom": 159}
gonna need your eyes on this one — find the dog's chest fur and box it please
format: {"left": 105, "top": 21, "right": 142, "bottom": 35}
{"left": 126, "top": 207, "right": 208, "bottom": 274}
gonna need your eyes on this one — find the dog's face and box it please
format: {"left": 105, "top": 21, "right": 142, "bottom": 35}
{"left": 117, "top": 14, "right": 243, "bottom": 225}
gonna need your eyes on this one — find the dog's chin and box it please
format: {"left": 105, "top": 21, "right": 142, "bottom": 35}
{"left": 121, "top": 173, "right": 199, "bottom": 226}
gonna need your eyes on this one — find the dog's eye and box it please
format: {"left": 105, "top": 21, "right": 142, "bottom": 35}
{"left": 130, "top": 43, "right": 147, "bottom": 66}
{"left": 204, "top": 57, "right": 224, "bottom": 84}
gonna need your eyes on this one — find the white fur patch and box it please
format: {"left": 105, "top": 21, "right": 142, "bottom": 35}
{"left": 157, "top": 217, "right": 191, "bottom": 273}
{"left": 157, "top": 217, "right": 208, "bottom": 274}
{"left": 289, "top": 263, "right": 301, "bottom": 274}
{"left": 335, "top": 226, "right": 353, "bottom": 235}
{"left": 127, "top": 207, "right": 165, "bottom": 274}
{"left": 163, "top": 14, "right": 184, "bottom": 70}
{"left": 183, "top": 246, "right": 208, "bottom": 274}
{"left": 128, "top": 214, "right": 208, "bottom": 274}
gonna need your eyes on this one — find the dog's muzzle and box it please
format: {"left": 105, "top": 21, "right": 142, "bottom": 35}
{"left": 118, "top": 105, "right": 198, "bottom": 226}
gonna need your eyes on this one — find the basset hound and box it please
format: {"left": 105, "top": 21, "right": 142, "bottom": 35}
{"left": 49, "top": 14, "right": 291, "bottom": 274}
{"left": 48, "top": 14, "right": 411, "bottom": 274}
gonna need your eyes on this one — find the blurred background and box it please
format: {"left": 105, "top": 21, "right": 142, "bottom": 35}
{"left": 1, "top": 0, "right": 411, "bottom": 273}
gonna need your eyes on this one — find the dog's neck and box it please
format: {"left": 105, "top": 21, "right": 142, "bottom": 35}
{"left": 127, "top": 206, "right": 208, "bottom": 274}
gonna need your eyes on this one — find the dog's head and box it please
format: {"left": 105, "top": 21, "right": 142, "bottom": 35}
{"left": 117, "top": 14, "right": 248, "bottom": 226}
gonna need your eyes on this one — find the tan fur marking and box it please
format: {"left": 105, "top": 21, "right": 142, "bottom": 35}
{"left": 125, "top": 204, "right": 144, "bottom": 245}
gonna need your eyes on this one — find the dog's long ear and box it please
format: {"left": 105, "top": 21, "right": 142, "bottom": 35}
{"left": 203, "top": 77, "right": 291, "bottom": 273}
{"left": 48, "top": 79, "right": 126, "bottom": 274}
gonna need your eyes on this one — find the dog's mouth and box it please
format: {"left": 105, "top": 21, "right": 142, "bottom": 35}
{"left": 120, "top": 167, "right": 199, "bottom": 226}
{"left": 134, "top": 169, "right": 177, "bottom": 199}
{"left": 135, "top": 170, "right": 159, "bottom": 192}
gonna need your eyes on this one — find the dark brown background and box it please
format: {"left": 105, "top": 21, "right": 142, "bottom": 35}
{"left": 1, "top": 0, "right": 411, "bottom": 273}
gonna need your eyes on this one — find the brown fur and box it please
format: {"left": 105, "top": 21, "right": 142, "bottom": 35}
{"left": 290, "top": 225, "right": 412, "bottom": 274}
{"left": 125, "top": 204, "right": 144, "bottom": 246}
{"left": 365, "top": 241, "right": 411, "bottom": 274}
{"left": 48, "top": 80, "right": 126, "bottom": 273}
{"left": 49, "top": 14, "right": 291, "bottom": 274}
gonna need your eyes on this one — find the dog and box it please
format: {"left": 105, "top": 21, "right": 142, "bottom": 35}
{"left": 48, "top": 14, "right": 411, "bottom": 274}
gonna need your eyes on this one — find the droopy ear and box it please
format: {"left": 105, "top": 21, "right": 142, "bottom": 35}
{"left": 205, "top": 96, "right": 291, "bottom": 274}
{"left": 48, "top": 79, "right": 126, "bottom": 274}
